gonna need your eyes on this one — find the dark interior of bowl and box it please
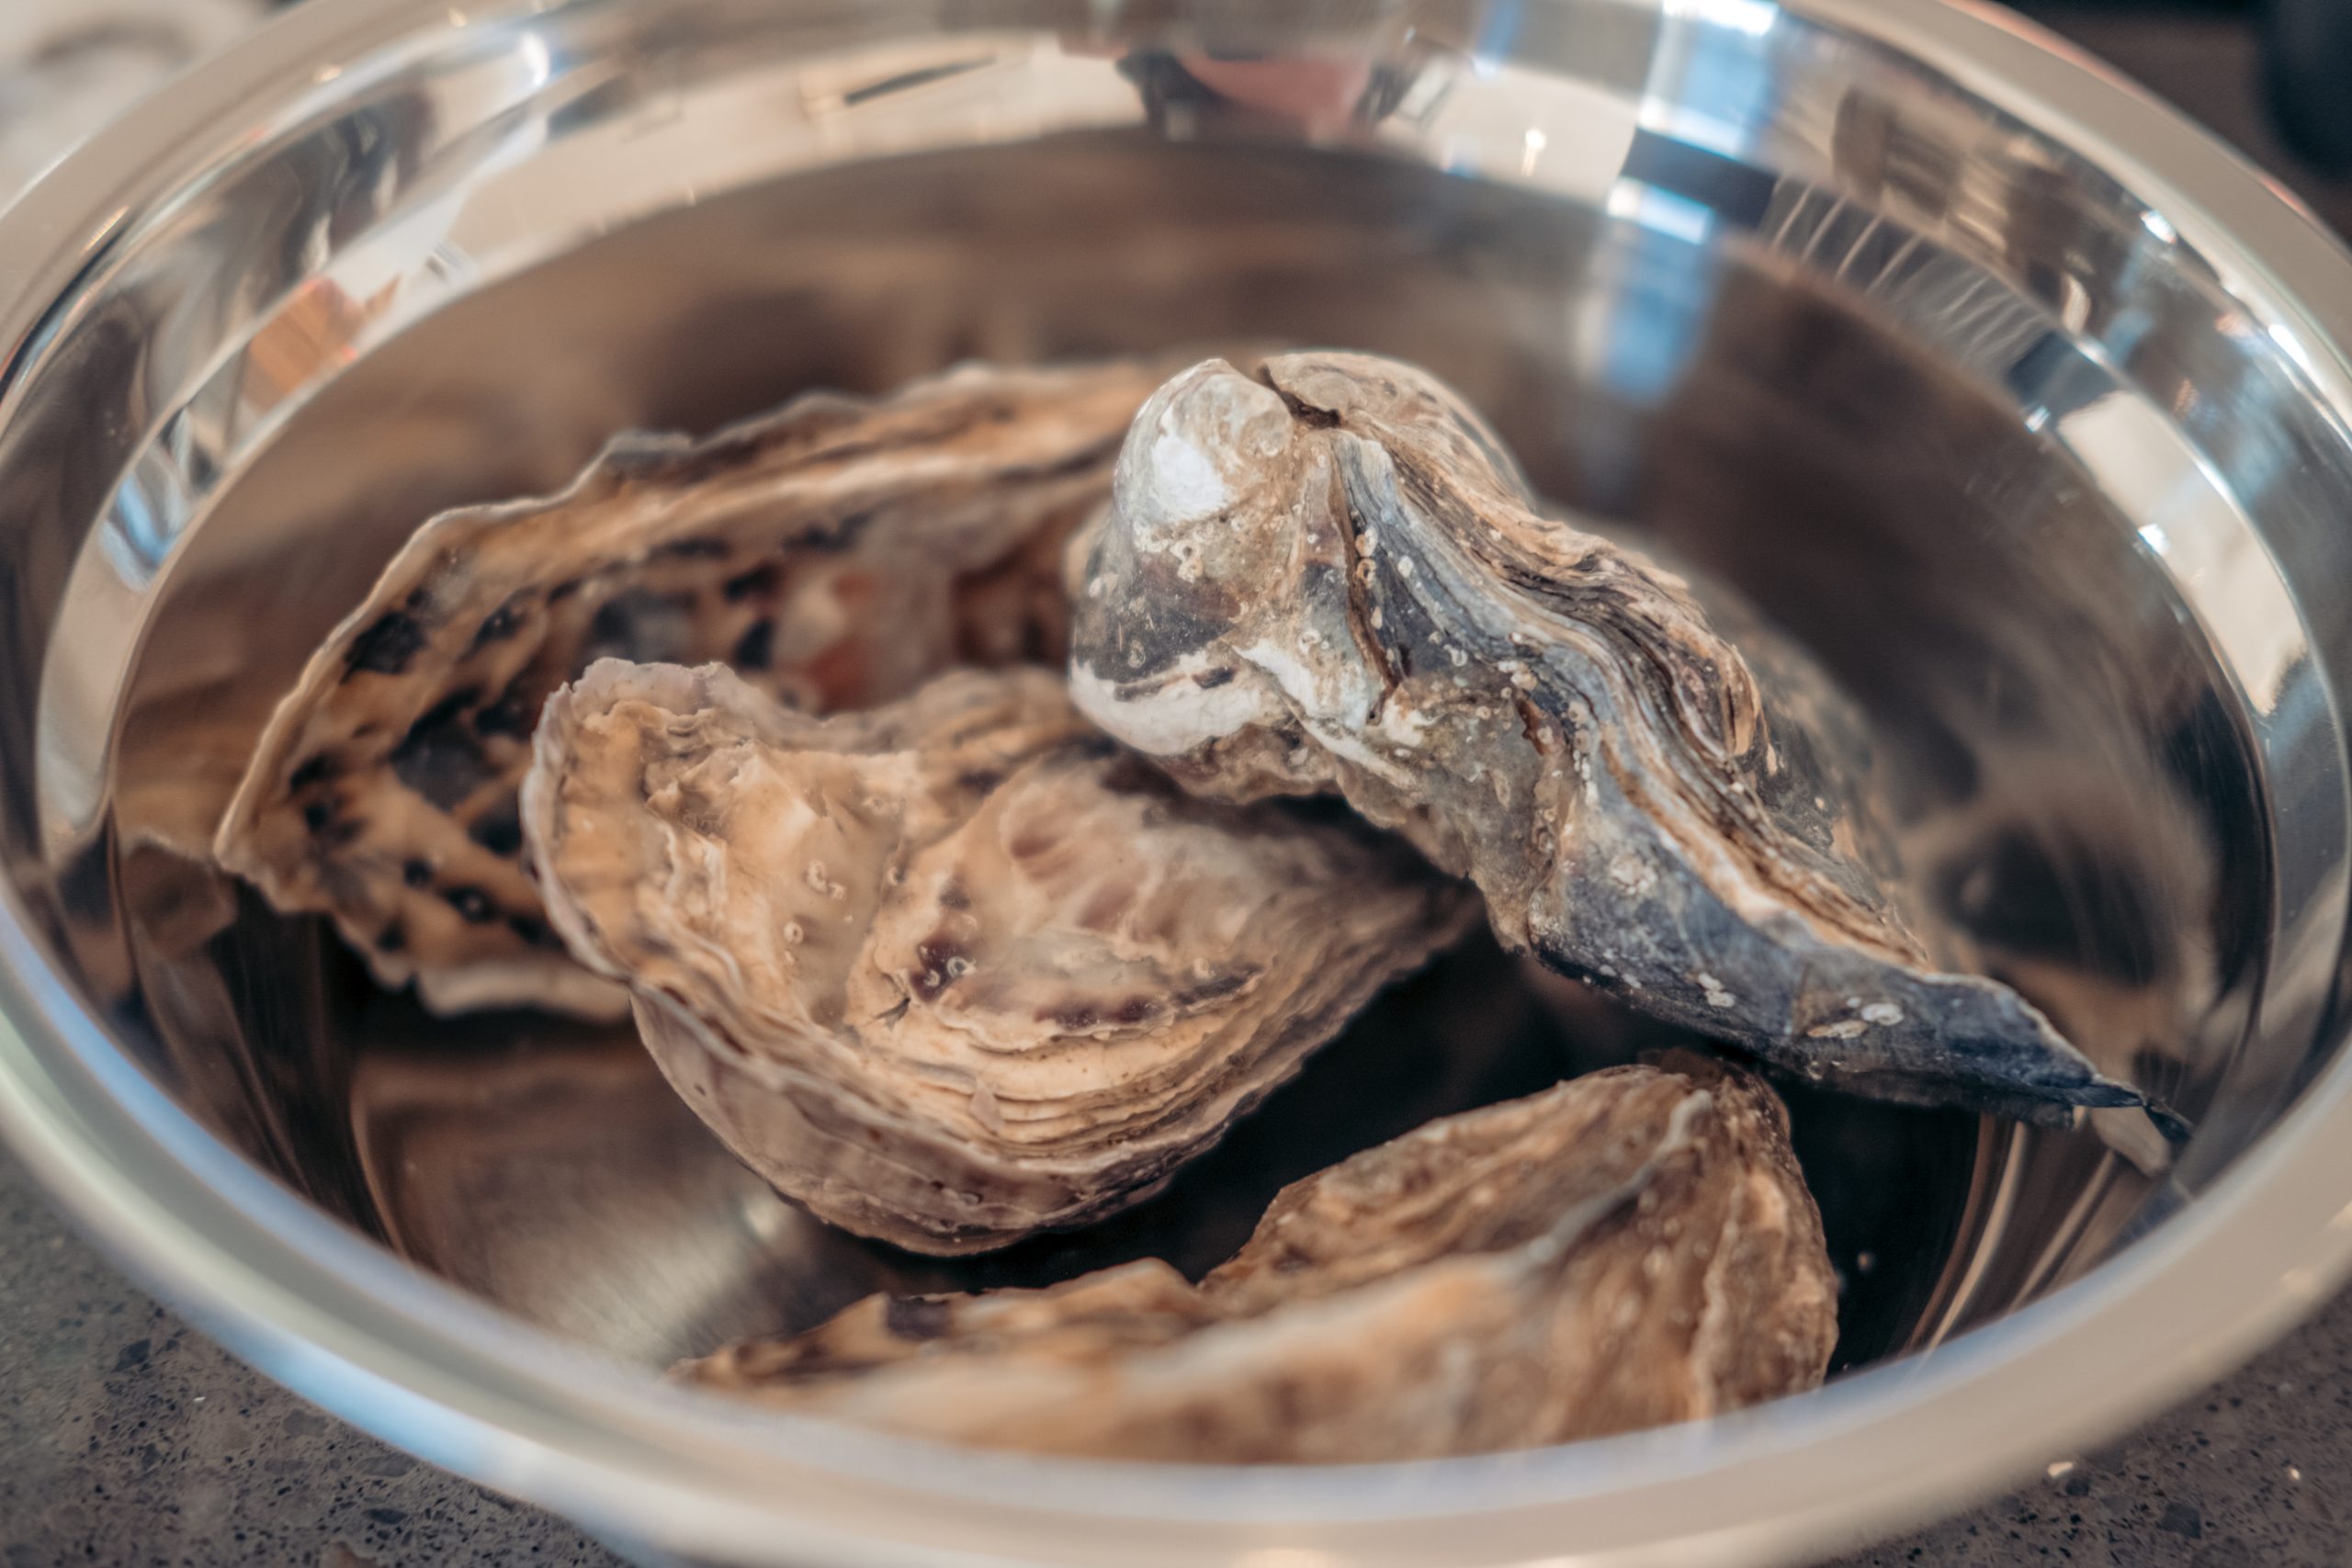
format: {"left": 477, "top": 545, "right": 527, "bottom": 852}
{"left": 71, "top": 130, "right": 2264, "bottom": 1378}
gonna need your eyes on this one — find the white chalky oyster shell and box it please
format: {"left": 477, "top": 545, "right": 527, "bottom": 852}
{"left": 1069, "top": 352, "right": 2156, "bottom": 1126}
{"left": 680, "top": 1057, "right": 1837, "bottom": 1459}
{"left": 215, "top": 360, "right": 1160, "bottom": 1019}
{"left": 520, "top": 660, "right": 1473, "bottom": 1255}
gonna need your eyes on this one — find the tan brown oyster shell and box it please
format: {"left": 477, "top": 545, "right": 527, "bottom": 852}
{"left": 214, "top": 360, "right": 1160, "bottom": 1019}
{"left": 519, "top": 660, "right": 1473, "bottom": 1255}
{"left": 680, "top": 1057, "right": 1837, "bottom": 1459}
{"left": 1069, "top": 351, "right": 2158, "bottom": 1127}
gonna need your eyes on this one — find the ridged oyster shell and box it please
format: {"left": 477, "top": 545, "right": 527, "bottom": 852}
{"left": 215, "top": 360, "right": 1160, "bottom": 1018}
{"left": 1069, "top": 352, "right": 2153, "bottom": 1124}
{"left": 520, "top": 660, "right": 1473, "bottom": 1254}
{"left": 681, "top": 1057, "right": 1837, "bottom": 1459}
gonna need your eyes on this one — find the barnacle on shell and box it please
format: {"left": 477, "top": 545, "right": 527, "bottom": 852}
{"left": 680, "top": 1057, "right": 1837, "bottom": 1460}
{"left": 519, "top": 660, "right": 1474, "bottom": 1255}
{"left": 215, "top": 360, "right": 1161, "bottom": 1019}
{"left": 1069, "top": 351, "right": 2156, "bottom": 1125}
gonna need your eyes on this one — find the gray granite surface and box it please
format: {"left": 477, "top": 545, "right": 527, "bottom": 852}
{"left": 6, "top": 5, "right": 2352, "bottom": 1567}
{"left": 0, "top": 1151, "right": 616, "bottom": 1568}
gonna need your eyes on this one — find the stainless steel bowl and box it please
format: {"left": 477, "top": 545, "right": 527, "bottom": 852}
{"left": 5, "top": 0, "right": 2352, "bottom": 1562}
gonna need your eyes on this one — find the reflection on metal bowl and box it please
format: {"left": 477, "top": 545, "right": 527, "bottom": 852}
{"left": 1, "top": 1, "right": 2350, "bottom": 1563}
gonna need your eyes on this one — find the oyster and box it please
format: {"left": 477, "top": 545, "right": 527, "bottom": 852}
{"left": 681, "top": 1057, "right": 1837, "bottom": 1459}
{"left": 520, "top": 660, "right": 1472, "bottom": 1254}
{"left": 1069, "top": 351, "right": 2154, "bottom": 1123}
{"left": 214, "top": 360, "right": 1161, "bottom": 1018}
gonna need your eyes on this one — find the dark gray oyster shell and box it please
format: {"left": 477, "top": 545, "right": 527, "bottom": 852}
{"left": 520, "top": 660, "right": 1473, "bottom": 1255}
{"left": 214, "top": 360, "right": 1161, "bottom": 1018}
{"left": 1069, "top": 351, "right": 2156, "bottom": 1125}
{"left": 681, "top": 1057, "right": 1837, "bottom": 1459}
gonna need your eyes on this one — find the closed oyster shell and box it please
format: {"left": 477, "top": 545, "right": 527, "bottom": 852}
{"left": 520, "top": 660, "right": 1473, "bottom": 1254}
{"left": 215, "top": 360, "right": 1160, "bottom": 1018}
{"left": 681, "top": 1057, "right": 1837, "bottom": 1459}
{"left": 1069, "top": 352, "right": 2153, "bottom": 1123}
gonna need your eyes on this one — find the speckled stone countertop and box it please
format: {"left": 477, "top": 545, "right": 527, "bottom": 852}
{"left": 6, "top": 5, "right": 2352, "bottom": 1567}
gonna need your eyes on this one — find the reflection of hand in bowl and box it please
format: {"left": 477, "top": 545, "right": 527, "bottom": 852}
{"left": 1174, "top": 54, "right": 1375, "bottom": 136}
{"left": 1066, "top": 38, "right": 1385, "bottom": 136}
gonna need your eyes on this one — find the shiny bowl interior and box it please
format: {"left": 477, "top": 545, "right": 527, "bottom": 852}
{"left": 4, "top": 0, "right": 2352, "bottom": 1563}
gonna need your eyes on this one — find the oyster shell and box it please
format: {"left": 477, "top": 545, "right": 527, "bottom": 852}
{"left": 681, "top": 1057, "right": 1837, "bottom": 1459}
{"left": 520, "top": 660, "right": 1473, "bottom": 1255}
{"left": 214, "top": 360, "right": 1161, "bottom": 1018}
{"left": 1069, "top": 351, "right": 2153, "bottom": 1123}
